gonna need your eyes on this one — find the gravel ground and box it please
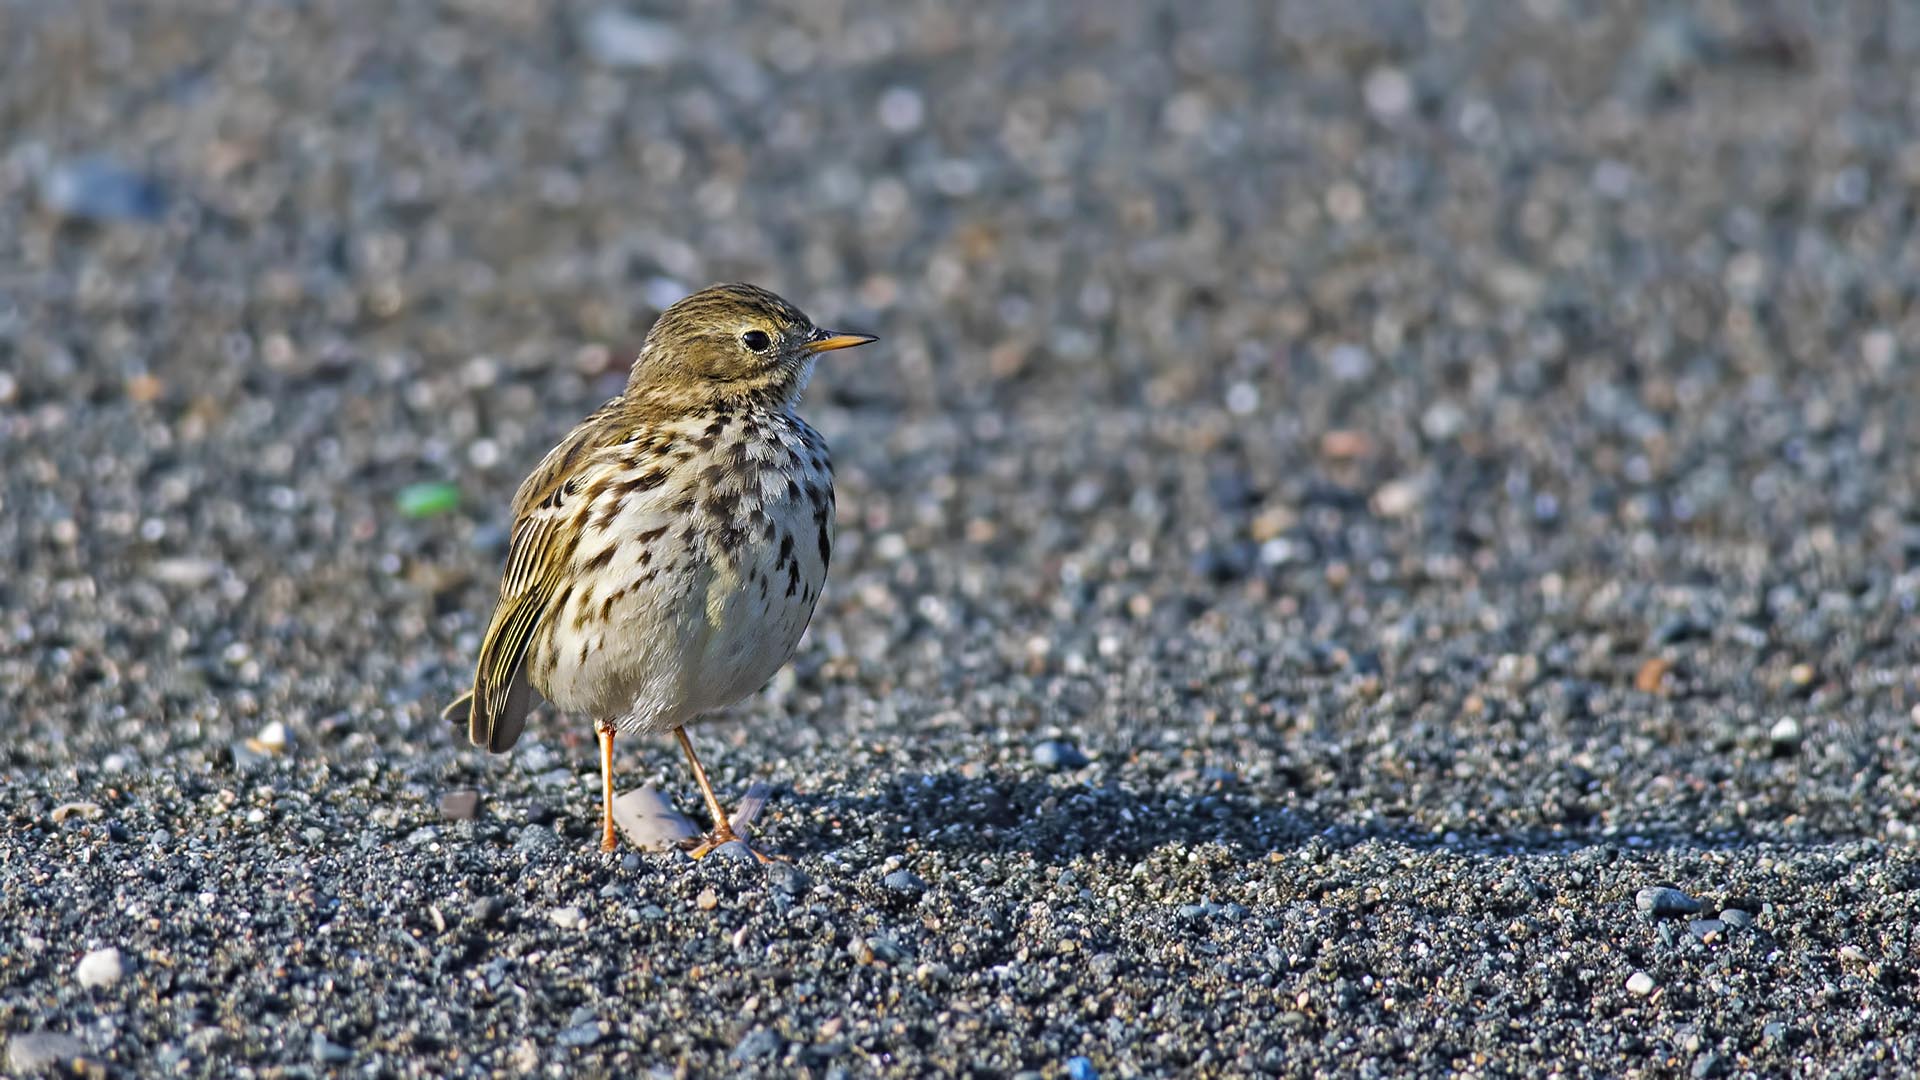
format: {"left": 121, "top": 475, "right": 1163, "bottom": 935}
{"left": 4, "top": 1, "right": 1920, "bottom": 1076}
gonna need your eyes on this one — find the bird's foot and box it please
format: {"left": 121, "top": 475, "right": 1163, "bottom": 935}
{"left": 682, "top": 826, "right": 785, "bottom": 864}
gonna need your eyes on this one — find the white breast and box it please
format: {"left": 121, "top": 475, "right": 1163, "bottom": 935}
{"left": 532, "top": 409, "right": 832, "bottom": 734}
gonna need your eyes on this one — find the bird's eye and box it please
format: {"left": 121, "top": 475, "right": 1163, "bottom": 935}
{"left": 742, "top": 329, "right": 772, "bottom": 353}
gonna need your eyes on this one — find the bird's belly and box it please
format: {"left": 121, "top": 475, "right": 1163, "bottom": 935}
{"left": 533, "top": 472, "right": 831, "bottom": 734}
{"left": 684, "top": 507, "right": 828, "bottom": 712}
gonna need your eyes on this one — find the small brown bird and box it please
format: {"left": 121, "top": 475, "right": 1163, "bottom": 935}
{"left": 442, "top": 283, "right": 875, "bottom": 859}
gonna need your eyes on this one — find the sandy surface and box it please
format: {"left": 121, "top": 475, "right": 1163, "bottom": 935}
{"left": 3, "top": 1, "right": 1919, "bottom": 1076}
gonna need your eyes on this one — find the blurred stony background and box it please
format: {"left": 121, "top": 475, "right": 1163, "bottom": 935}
{"left": 3, "top": 0, "right": 1919, "bottom": 1076}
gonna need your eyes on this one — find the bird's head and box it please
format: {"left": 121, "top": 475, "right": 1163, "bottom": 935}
{"left": 626, "top": 283, "right": 875, "bottom": 411}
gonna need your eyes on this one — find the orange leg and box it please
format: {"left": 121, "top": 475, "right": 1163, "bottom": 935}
{"left": 675, "top": 727, "right": 782, "bottom": 863}
{"left": 597, "top": 721, "right": 619, "bottom": 853}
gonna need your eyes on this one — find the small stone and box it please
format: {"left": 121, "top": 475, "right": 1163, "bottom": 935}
{"left": 6, "top": 1032, "right": 97, "bottom": 1074}
{"left": 1762, "top": 1021, "right": 1787, "bottom": 1043}
{"left": 247, "top": 720, "right": 290, "bottom": 755}
{"left": 729, "top": 1028, "right": 781, "bottom": 1063}
{"left": 1067, "top": 1057, "right": 1099, "bottom": 1080}
{"left": 75, "top": 947, "right": 124, "bottom": 989}
{"left": 1718, "top": 908, "right": 1754, "bottom": 930}
{"left": 1634, "top": 657, "right": 1673, "bottom": 694}
{"left": 1636, "top": 887, "right": 1701, "bottom": 917}
{"left": 583, "top": 8, "right": 684, "bottom": 69}
{"left": 708, "top": 840, "right": 757, "bottom": 865}
{"left": 557, "top": 1021, "right": 605, "bottom": 1048}
{"left": 438, "top": 789, "right": 481, "bottom": 821}
{"left": 1692, "top": 1051, "right": 1722, "bottom": 1078}
{"left": 1768, "top": 716, "right": 1803, "bottom": 754}
{"left": 514, "top": 824, "right": 560, "bottom": 854}
{"left": 883, "top": 869, "right": 927, "bottom": 897}
{"left": 548, "top": 907, "right": 585, "bottom": 930}
{"left": 49, "top": 802, "right": 103, "bottom": 824}
{"left": 147, "top": 556, "right": 224, "bottom": 587}
{"left": 311, "top": 1033, "right": 353, "bottom": 1064}
{"left": 865, "top": 935, "right": 909, "bottom": 964}
{"left": 696, "top": 888, "right": 719, "bottom": 911}
{"left": 611, "top": 785, "right": 698, "bottom": 851}
{"left": 767, "top": 862, "right": 812, "bottom": 898}
{"left": 1626, "top": 971, "right": 1656, "bottom": 996}
{"left": 1032, "top": 740, "right": 1089, "bottom": 771}
{"left": 40, "top": 157, "right": 167, "bottom": 223}
{"left": 467, "top": 896, "right": 507, "bottom": 925}
{"left": 396, "top": 481, "right": 461, "bottom": 518}
{"left": 1688, "top": 918, "right": 1726, "bottom": 943}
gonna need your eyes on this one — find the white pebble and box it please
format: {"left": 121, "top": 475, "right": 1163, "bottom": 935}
{"left": 548, "top": 907, "right": 586, "bottom": 931}
{"left": 252, "top": 721, "right": 289, "bottom": 754}
{"left": 1625, "top": 971, "right": 1655, "bottom": 997}
{"left": 75, "top": 947, "right": 124, "bottom": 989}
{"left": 877, "top": 86, "right": 925, "bottom": 134}
{"left": 1363, "top": 66, "right": 1413, "bottom": 118}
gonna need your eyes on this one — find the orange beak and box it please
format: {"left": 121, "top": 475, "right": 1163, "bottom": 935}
{"left": 806, "top": 331, "right": 878, "bottom": 354}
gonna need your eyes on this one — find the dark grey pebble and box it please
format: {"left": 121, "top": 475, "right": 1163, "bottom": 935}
{"left": 468, "top": 896, "right": 507, "bottom": 925}
{"left": 620, "top": 853, "right": 642, "bottom": 872}
{"left": 1719, "top": 908, "right": 1754, "bottom": 930}
{"left": 767, "top": 862, "right": 811, "bottom": 897}
{"left": 438, "top": 789, "right": 481, "bottom": 820}
{"left": 1636, "top": 887, "right": 1702, "bottom": 917}
{"left": 1032, "top": 740, "right": 1089, "bottom": 770}
{"left": 557, "top": 1022, "right": 605, "bottom": 1048}
{"left": 513, "top": 824, "right": 560, "bottom": 853}
{"left": 883, "top": 869, "right": 927, "bottom": 896}
{"left": 708, "top": 840, "right": 757, "bottom": 865}
{"left": 730, "top": 1028, "right": 782, "bottom": 1063}
{"left": 1689, "top": 918, "right": 1726, "bottom": 942}
{"left": 7, "top": 1032, "right": 97, "bottom": 1074}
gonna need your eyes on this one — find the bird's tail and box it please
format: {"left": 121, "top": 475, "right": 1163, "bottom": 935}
{"left": 441, "top": 689, "right": 474, "bottom": 726}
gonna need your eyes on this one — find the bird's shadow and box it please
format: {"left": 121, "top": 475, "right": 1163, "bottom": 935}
{"left": 765, "top": 768, "right": 1860, "bottom": 864}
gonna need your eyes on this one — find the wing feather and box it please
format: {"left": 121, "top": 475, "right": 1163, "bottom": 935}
{"left": 450, "top": 397, "right": 634, "bottom": 752}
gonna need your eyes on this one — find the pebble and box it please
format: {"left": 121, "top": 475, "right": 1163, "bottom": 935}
{"left": 1692, "top": 1051, "right": 1722, "bottom": 1078}
{"left": 1066, "top": 1057, "right": 1098, "bottom": 1080}
{"left": 311, "top": 1033, "right": 353, "bottom": 1064}
{"left": 246, "top": 721, "right": 290, "bottom": 756}
{"left": 6, "top": 1032, "right": 97, "bottom": 1074}
{"left": 1769, "top": 716, "right": 1803, "bottom": 754}
{"left": 1688, "top": 918, "right": 1726, "bottom": 943}
{"left": 883, "top": 869, "right": 928, "bottom": 897}
{"left": 707, "top": 840, "right": 758, "bottom": 865}
{"left": 75, "top": 946, "right": 124, "bottom": 989}
{"left": 1625, "top": 971, "right": 1657, "bottom": 996}
{"left": 49, "top": 802, "right": 103, "bottom": 824}
{"left": 1032, "top": 741, "right": 1089, "bottom": 771}
{"left": 1636, "top": 887, "right": 1702, "bottom": 917}
{"left": 513, "top": 825, "right": 560, "bottom": 854}
{"left": 395, "top": 481, "right": 461, "bottom": 518}
{"left": 611, "top": 786, "right": 697, "bottom": 851}
{"left": 556, "top": 1021, "right": 605, "bottom": 1048}
{"left": 548, "top": 907, "right": 585, "bottom": 930}
{"left": 730, "top": 1028, "right": 781, "bottom": 1063}
{"left": 438, "top": 789, "right": 481, "bottom": 821}
{"left": 766, "top": 862, "right": 812, "bottom": 898}
{"left": 583, "top": 8, "right": 684, "bottom": 70}
{"left": 39, "top": 157, "right": 167, "bottom": 223}
{"left": 467, "top": 897, "right": 507, "bottom": 925}
{"left": 1718, "top": 908, "right": 1754, "bottom": 930}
